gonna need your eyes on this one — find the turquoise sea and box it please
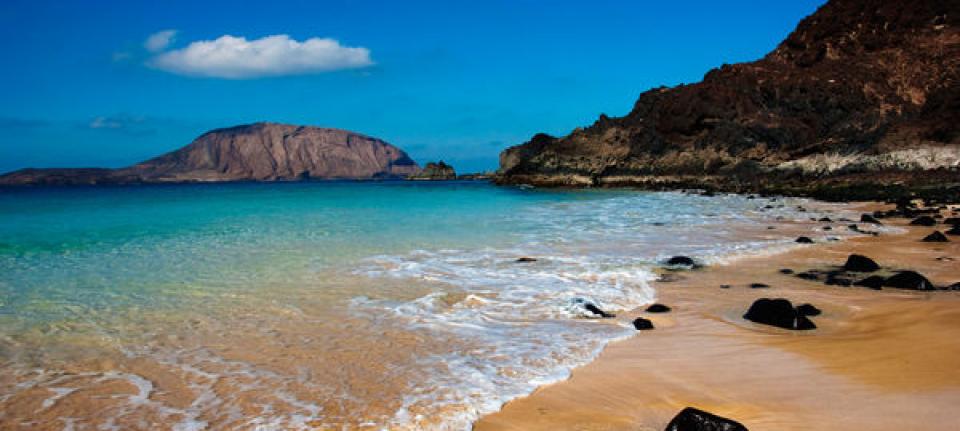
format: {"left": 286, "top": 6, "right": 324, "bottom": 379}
{"left": 0, "top": 182, "right": 853, "bottom": 430}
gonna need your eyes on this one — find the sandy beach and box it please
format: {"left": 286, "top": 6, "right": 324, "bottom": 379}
{"left": 477, "top": 202, "right": 960, "bottom": 430}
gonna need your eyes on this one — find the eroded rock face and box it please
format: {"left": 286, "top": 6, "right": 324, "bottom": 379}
{"left": 496, "top": 0, "right": 960, "bottom": 200}
{"left": 0, "top": 123, "right": 421, "bottom": 184}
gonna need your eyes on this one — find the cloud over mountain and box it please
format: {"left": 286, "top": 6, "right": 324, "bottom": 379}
{"left": 148, "top": 34, "right": 373, "bottom": 79}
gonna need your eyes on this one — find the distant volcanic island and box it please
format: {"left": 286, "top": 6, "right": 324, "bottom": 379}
{"left": 0, "top": 123, "right": 421, "bottom": 185}
{"left": 496, "top": 0, "right": 960, "bottom": 201}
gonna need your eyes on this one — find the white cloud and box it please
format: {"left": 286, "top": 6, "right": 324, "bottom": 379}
{"left": 144, "top": 29, "right": 178, "bottom": 53}
{"left": 148, "top": 34, "right": 373, "bottom": 79}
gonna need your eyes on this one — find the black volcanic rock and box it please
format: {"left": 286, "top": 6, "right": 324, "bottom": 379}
{"left": 843, "top": 254, "right": 880, "bottom": 272}
{"left": 743, "top": 298, "right": 817, "bottom": 330}
{"left": 496, "top": 0, "right": 960, "bottom": 201}
{"left": 665, "top": 407, "right": 748, "bottom": 431}
{"left": 860, "top": 214, "right": 882, "bottom": 224}
{"left": 910, "top": 216, "right": 938, "bottom": 226}
{"left": 947, "top": 226, "right": 960, "bottom": 236}
{"left": 883, "top": 270, "right": 935, "bottom": 290}
{"left": 796, "top": 303, "right": 822, "bottom": 316}
{"left": 0, "top": 123, "right": 421, "bottom": 185}
{"left": 645, "top": 303, "right": 671, "bottom": 313}
{"left": 854, "top": 275, "right": 886, "bottom": 290}
{"left": 665, "top": 256, "right": 698, "bottom": 268}
{"left": 922, "top": 231, "right": 949, "bottom": 242}
{"left": 632, "top": 317, "right": 655, "bottom": 330}
{"left": 796, "top": 236, "right": 814, "bottom": 244}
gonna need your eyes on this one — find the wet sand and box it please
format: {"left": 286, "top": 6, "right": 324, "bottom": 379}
{"left": 476, "top": 203, "right": 960, "bottom": 431}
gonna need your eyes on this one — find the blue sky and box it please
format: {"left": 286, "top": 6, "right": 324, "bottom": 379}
{"left": 0, "top": 0, "right": 825, "bottom": 173}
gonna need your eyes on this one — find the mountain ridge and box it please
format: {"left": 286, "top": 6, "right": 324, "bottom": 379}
{"left": 0, "top": 122, "right": 421, "bottom": 185}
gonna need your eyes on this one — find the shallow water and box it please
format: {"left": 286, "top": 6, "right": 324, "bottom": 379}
{"left": 0, "top": 182, "right": 854, "bottom": 430}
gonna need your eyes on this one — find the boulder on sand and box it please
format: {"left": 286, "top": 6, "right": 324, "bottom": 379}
{"left": 743, "top": 298, "right": 817, "bottom": 330}
{"left": 883, "top": 271, "right": 935, "bottom": 291}
{"left": 795, "top": 236, "right": 814, "bottom": 244}
{"left": 665, "top": 407, "right": 749, "bottom": 431}
{"left": 632, "top": 317, "right": 655, "bottom": 330}
{"left": 645, "top": 304, "right": 671, "bottom": 313}
{"left": 853, "top": 275, "right": 885, "bottom": 290}
{"left": 860, "top": 214, "right": 882, "bottom": 224}
{"left": 843, "top": 254, "right": 880, "bottom": 272}
{"left": 909, "top": 216, "right": 937, "bottom": 226}
{"left": 922, "top": 231, "right": 949, "bottom": 242}
{"left": 665, "top": 256, "right": 698, "bottom": 268}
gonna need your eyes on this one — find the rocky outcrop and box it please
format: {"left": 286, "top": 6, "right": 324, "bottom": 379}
{"left": 0, "top": 123, "right": 420, "bottom": 185}
{"left": 665, "top": 407, "right": 748, "bottom": 431}
{"left": 408, "top": 161, "right": 456, "bottom": 180}
{"left": 496, "top": 0, "right": 960, "bottom": 201}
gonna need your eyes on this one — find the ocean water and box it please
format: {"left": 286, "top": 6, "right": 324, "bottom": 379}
{"left": 0, "top": 182, "right": 855, "bottom": 430}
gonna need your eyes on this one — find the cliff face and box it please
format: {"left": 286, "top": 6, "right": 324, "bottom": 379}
{"left": 497, "top": 0, "right": 960, "bottom": 199}
{"left": 0, "top": 123, "right": 420, "bottom": 185}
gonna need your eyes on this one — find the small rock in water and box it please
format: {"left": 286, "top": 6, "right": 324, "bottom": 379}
{"left": 796, "top": 236, "right": 814, "bottom": 244}
{"left": 584, "top": 303, "right": 615, "bottom": 318}
{"left": 860, "top": 214, "right": 882, "bottom": 224}
{"left": 853, "top": 275, "right": 885, "bottom": 290}
{"left": 843, "top": 254, "right": 880, "bottom": 272}
{"left": 910, "top": 216, "right": 937, "bottom": 226}
{"left": 825, "top": 271, "right": 854, "bottom": 286}
{"left": 645, "top": 303, "right": 671, "bottom": 313}
{"left": 945, "top": 283, "right": 960, "bottom": 291}
{"left": 515, "top": 257, "right": 538, "bottom": 263}
{"left": 819, "top": 217, "right": 832, "bottom": 222}
{"left": 947, "top": 226, "right": 960, "bottom": 236}
{"left": 632, "top": 317, "right": 654, "bottom": 330}
{"left": 719, "top": 284, "right": 731, "bottom": 289}
{"left": 922, "top": 231, "right": 949, "bottom": 242}
{"left": 883, "top": 271, "right": 935, "bottom": 290}
{"left": 796, "top": 303, "right": 822, "bottom": 316}
{"left": 779, "top": 268, "right": 794, "bottom": 274}
{"left": 665, "top": 256, "right": 698, "bottom": 268}
{"left": 749, "top": 283, "right": 770, "bottom": 289}
{"left": 822, "top": 226, "right": 832, "bottom": 231}
{"left": 665, "top": 407, "right": 748, "bottom": 431}
{"left": 943, "top": 217, "right": 960, "bottom": 226}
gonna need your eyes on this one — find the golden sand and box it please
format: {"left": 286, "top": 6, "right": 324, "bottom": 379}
{"left": 476, "top": 204, "right": 960, "bottom": 431}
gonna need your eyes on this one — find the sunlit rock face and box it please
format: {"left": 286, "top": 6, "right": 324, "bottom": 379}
{"left": 497, "top": 0, "right": 960, "bottom": 199}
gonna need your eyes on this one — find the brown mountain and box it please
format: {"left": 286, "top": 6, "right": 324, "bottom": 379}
{"left": 497, "top": 0, "right": 960, "bottom": 200}
{"left": 0, "top": 123, "right": 420, "bottom": 185}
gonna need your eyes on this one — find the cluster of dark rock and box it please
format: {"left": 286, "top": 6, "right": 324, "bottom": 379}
{"left": 789, "top": 253, "right": 950, "bottom": 290}
{"left": 864, "top": 198, "right": 960, "bottom": 242}
{"left": 743, "top": 298, "right": 820, "bottom": 330}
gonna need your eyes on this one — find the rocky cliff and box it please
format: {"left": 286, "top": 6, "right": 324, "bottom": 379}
{"left": 497, "top": 0, "right": 960, "bottom": 200}
{"left": 0, "top": 123, "right": 420, "bottom": 185}
{"left": 408, "top": 161, "right": 457, "bottom": 180}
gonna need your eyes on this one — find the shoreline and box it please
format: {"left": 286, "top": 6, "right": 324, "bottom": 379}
{"left": 475, "top": 201, "right": 960, "bottom": 430}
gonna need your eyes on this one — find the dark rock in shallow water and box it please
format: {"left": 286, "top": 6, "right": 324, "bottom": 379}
{"left": 632, "top": 317, "right": 654, "bottom": 330}
{"left": 795, "top": 315, "right": 817, "bottom": 330}
{"left": 819, "top": 217, "right": 832, "bottom": 222}
{"left": 645, "top": 303, "right": 671, "bottom": 313}
{"left": 796, "top": 236, "right": 814, "bottom": 244}
{"left": 743, "top": 298, "right": 816, "bottom": 330}
{"left": 910, "top": 216, "right": 937, "bottom": 226}
{"left": 796, "top": 303, "right": 822, "bottom": 316}
{"left": 515, "top": 257, "right": 538, "bottom": 263}
{"left": 943, "top": 217, "right": 960, "bottom": 226}
{"left": 584, "top": 303, "right": 615, "bottom": 318}
{"left": 666, "top": 256, "right": 697, "bottom": 268}
{"left": 883, "top": 271, "right": 935, "bottom": 290}
{"left": 665, "top": 407, "right": 748, "bottom": 431}
{"left": 854, "top": 275, "right": 886, "bottom": 290}
{"left": 843, "top": 254, "right": 880, "bottom": 272}
{"left": 947, "top": 226, "right": 960, "bottom": 236}
{"left": 779, "top": 268, "right": 794, "bottom": 275}
{"left": 719, "top": 284, "right": 731, "bottom": 289}
{"left": 749, "top": 283, "right": 770, "bottom": 289}
{"left": 825, "top": 272, "right": 854, "bottom": 286}
{"left": 922, "top": 231, "right": 949, "bottom": 242}
{"left": 946, "top": 283, "right": 960, "bottom": 291}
